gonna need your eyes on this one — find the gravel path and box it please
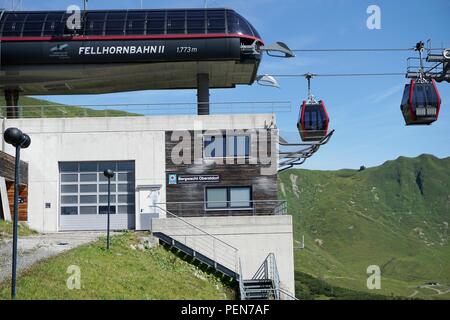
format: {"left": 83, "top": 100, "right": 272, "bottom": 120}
{"left": 0, "top": 232, "right": 106, "bottom": 283}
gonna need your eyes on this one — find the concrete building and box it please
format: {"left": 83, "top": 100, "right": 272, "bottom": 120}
{"left": 0, "top": 113, "right": 295, "bottom": 296}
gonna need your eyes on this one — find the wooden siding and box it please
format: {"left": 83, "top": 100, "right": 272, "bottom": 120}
{"left": 6, "top": 181, "right": 28, "bottom": 221}
{"left": 165, "top": 129, "right": 278, "bottom": 217}
{"left": 1, "top": 151, "right": 29, "bottom": 221}
{"left": 0, "top": 151, "right": 28, "bottom": 184}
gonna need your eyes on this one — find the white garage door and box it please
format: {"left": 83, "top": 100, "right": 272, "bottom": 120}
{"left": 59, "top": 161, "right": 135, "bottom": 231}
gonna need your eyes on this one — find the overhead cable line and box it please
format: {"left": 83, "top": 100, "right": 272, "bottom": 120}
{"left": 266, "top": 72, "right": 406, "bottom": 78}
{"left": 291, "top": 48, "right": 415, "bottom": 52}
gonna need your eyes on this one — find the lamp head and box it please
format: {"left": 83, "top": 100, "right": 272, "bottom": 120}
{"left": 103, "top": 169, "right": 115, "bottom": 179}
{"left": 21, "top": 134, "right": 31, "bottom": 148}
{"left": 4, "top": 127, "right": 31, "bottom": 148}
{"left": 444, "top": 49, "right": 450, "bottom": 60}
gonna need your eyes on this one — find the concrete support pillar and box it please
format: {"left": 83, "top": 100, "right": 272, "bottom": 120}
{"left": 197, "top": 73, "right": 210, "bottom": 115}
{"left": 4, "top": 90, "right": 20, "bottom": 119}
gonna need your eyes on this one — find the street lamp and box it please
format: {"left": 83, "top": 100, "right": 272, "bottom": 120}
{"left": 103, "top": 169, "right": 114, "bottom": 250}
{"left": 3, "top": 127, "right": 31, "bottom": 300}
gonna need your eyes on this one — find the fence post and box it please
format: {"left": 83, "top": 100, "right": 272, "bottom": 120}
{"left": 213, "top": 238, "right": 216, "bottom": 264}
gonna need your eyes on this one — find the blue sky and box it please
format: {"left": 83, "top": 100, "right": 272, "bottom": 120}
{"left": 9, "top": 0, "right": 450, "bottom": 170}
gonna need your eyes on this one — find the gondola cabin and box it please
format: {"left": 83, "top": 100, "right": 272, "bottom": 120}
{"left": 400, "top": 80, "right": 441, "bottom": 125}
{"left": 297, "top": 100, "right": 329, "bottom": 142}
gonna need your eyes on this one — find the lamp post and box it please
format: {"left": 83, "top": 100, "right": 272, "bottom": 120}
{"left": 3, "top": 127, "right": 31, "bottom": 300}
{"left": 103, "top": 169, "right": 114, "bottom": 250}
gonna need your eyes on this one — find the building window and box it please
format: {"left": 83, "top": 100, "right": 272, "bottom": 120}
{"left": 206, "top": 188, "right": 227, "bottom": 208}
{"left": 203, "top": 135, "right": 250, "bottom": 158}
{"left": 230, "top": 187, "right": 252, "bottom": 208}
{"left": 206, "top": 186, "right": 252, "bottom": 210}
{"left": 59, "top": 161, "right": 135, "bottom": 216}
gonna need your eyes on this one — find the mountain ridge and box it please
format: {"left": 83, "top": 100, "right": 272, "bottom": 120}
{"left": 279, "top": 154, "right": 450, "bottom": 299}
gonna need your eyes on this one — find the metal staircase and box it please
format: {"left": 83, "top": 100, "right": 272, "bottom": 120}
{"left": 242, "top": 279, "right": 275, "bottom": 300}
{"left": 153, "top": 231, "right": 239, "bottom": 279}
{"left": 151, "top": 205, "right": 297, "bottom": 300}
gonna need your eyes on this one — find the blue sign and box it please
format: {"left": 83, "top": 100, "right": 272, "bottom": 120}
{"left": 168, "top": 173, "right": 178, "bottom": 185}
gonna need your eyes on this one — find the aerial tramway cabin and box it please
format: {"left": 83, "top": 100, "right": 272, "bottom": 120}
{"left": 400, "top": 79, "right": 441, "bottom": 125}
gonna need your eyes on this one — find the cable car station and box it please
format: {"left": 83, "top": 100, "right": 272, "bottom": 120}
{"left": 0, "top": 5, "right": 447, "bottom": 301}
{"left": 0, "top": 7, "right": 301, "bottom": 300}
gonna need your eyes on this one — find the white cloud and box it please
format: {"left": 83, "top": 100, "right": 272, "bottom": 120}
{"left": 367, "top": 84, "right": 404, "bottom": 104}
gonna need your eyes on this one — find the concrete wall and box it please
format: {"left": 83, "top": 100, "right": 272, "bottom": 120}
{"left": 0, "top": 114, "right": 275, "bottom": 232}
{"left": 151, "top": 215, "right": 295, "bottom": 296}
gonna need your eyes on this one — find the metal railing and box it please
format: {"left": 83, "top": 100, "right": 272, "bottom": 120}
{"left": 151, "top": 205, "right": 293, "bottom": 300}
{"left": 252, "top": 253, "right": 281, "bottom": 299}
{"left": 0, "top": 101, "right": 292, "bottom": 119}
{"left": 151, "top": 205, "right": 240, "bottom": 275}
{"left": 250, "top": 253, "right": 297, "bottom": 300}
{"left": 158, "top": 200, "right": 288, "bottom": 217}
{"left": 238, "top": 258, "right": 246, "bottom": 300}
{"left": 244, "top": 287, "right": 299, "bottom": 300}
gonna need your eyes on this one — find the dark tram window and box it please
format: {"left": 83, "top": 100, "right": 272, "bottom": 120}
{"left": 26, "top": 13, "right": 47, "bottom": 21}
{"left": 85, "top": 12, "right": 106, "bottom": 36}
{"left": 107, "top": 12, "right": 126, "bottom": 20}
{"left": 207, "top": 10, "right": 225, "bottom": 34}
{"left": 187, "top": 10, "right": 205, "bottom": 34}
{"left": 43, "top": 13, "right": 64, "bottom": 36}
{"left": 126, "top": 11, "right": 146, "bottom": 35}
{"left": 167, "top": 11, "right": 186, "bottom": 34}
{"left": 412, "top": 83, "right": 439, "bottom": 109}
{"left": 22, "top": 13, "right": 47, "bottom": 36}
{"left": 401, "top": 84, "right": 410, "bottom": 109}
{"left": 22, "top": 21, "right": 43, "bottom": 36}
{"left": 126, "top": 20, "right": 145, "bottom": 35}
{"left": 105, "top": 20, "right": 125, "bottom": 35}
{"left": 227, "top": 11, "right": 253, "bottom": 36}
{"left": 128, "top": 12, "right": 146, "bottom": 20}
{"left": 303, "top": 105, "right": 326, "bottom": 130}
{"left": 249, "top": 24, "right": 261, "bottom": 39}
{"left": 105, "top": 12, "right": 126, "bottom": 36}
{"left": 1, "top": 13, "right": 26, "bottom": 37}
{"left": 147, "top": 11, "right": 165, "bottom": 35}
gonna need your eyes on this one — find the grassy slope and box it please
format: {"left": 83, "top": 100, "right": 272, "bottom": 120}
{"left": 0, "top": 96, "right": 138, "bottom": 118}
{"left": 279, "top": 154, "right": 450, "bottom": 300}
{"left": 0, "top": 232, "right": 234, "bottom": 300}
{"left": 0, "top": 220, "right": 38, "bottom": 239}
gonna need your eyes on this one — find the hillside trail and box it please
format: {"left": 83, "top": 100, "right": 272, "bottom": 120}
{"left": 0, "top": 232, "right": 105, "bottom": 283}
